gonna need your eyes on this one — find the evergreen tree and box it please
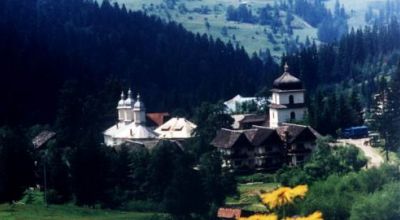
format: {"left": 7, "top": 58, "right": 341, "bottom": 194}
{"left": 0, "top": 127, "right": 34, "bottom": 203}
{"left": 372, "top": 63, "right": 400, "bottom": 160}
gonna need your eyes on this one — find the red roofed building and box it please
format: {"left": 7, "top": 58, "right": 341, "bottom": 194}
{"left": 217, "top": 208, "right": 242, "bottom": 219}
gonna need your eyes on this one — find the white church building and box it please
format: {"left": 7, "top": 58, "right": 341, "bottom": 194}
{"left": 103, "top": 89, "right": 158, "bottom": 146}
{"left": 269, "top": 63, "right": 307, "bottom": 128}
{"left": 103, "top": 89, "right": 197, "bottom": 147}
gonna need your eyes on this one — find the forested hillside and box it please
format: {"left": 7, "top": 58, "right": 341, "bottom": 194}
{"left": 283, "top": 17, "right": 400, "bottom": 135}
{"left": 0, "top": 0, "right": 278, "bottom": 127}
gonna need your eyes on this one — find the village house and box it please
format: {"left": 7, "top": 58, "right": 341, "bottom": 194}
{"left": 212, "top": 64, "right": 320, "bottom": 171}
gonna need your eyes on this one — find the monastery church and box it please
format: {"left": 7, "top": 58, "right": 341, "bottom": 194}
{"left": 212, "top": 64, "right": 320, "bottom": 171}
{"left": 104, "top": 89, "right": 196, "bottom": 147}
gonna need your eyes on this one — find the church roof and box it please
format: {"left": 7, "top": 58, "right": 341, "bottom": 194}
{"left": 272, "top": 64, "right": 303, "bottom": 91}
{"left": 155, "top": 117, "right": 197, "bottom": 139}
{"left": 104, "top": 122, "right": 158, "bottom": 140}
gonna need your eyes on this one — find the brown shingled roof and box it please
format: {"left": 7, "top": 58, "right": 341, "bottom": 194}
{"left": 211, "top": 124, "right": 319, "bottom": 149}
{"left": 211, "top": 129, "right": 253, "bottom": 149}
{"left": 217, "top": 208, "right": 242, "bottom": 219}
{"left": 277, "top": 123, "right": 319, "bottom": 144}
{"left": 250, "top": 126, "right": 283, "bottom": 146}
{"left": 240, "top": 114, "right": 267, "bottom": 124}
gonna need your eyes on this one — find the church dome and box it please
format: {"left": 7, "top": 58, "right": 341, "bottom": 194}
{"left": 272, "top": 64, "right": 303, "bottom": 90}
{"left": 124, "top": 89, "right": 135, "bottom": 107}
{"left": 118, "top": 92, "right": 125, "bottom": 106}
{"left": 134, "top": 94, "right": 145, "bottom": 109}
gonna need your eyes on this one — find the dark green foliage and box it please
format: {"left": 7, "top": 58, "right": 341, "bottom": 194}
{"left": 147, "top": 141, "right": 182, "bottom": 202}
{"left": 293, "top": 0, "right": 331, "bottom": 27}
{"left": 44, "top": 143, "right": 72, "bottom": 204}
{"left": 292, "top": 165, "right": 400, "bottom": 220}
{"left": 70, "top": 133, "right": 110, "bottom": 206}
{"left": 199, "top": 151, "right": 237, "bottom": 207}
{"left": 371, "top": 62, "right": 400, "bottom": 158}
{"left": 226, "top": 4, "right": 256, "bottom": 24}
{"left": 192, "top": 102, "right": 234, "bottom": 155}
{"left": 350, "top": 182, "right": 400, "bottom": 220}
{"left": 0, "top": 127, "right": 34, "bottom": 203}
{"left": 0, "top": 0, "right": 278, "bottom": 127}
{"left": 308, "top": 88, "right": 364, "bottom": 135}
{"left": 163, "top": 157, "right": 206, "bottom": 218}
{"left": 277, "top": 138, "right": 367, "bottom": 186}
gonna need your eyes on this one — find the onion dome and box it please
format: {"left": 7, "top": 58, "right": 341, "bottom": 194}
{"left": 273, "top": 63, "right": 303, "bottom": 90}
{"left": 124, "top": 89, "right": 135, "bottom": 107}
{"left": 134, "top": 94, "right": 145, "bottom": 109}
{"left": 118, "top": 91, "right": 125, "bottom": 107}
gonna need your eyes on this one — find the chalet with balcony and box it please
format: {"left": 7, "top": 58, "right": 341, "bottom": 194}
{"left": 211, "top": 123, "right": 319, "bottom": 172}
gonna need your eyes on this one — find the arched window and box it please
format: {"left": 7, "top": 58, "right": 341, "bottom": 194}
{"left": 290, "top": 112, "right": 296, "bottom": 120}
{"left": 289, "top": 95, "right": 294, "bottom": 104}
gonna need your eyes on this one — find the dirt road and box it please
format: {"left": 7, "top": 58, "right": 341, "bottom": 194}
{"left": 337, "top": 138, "right": 384, "bottom": 168}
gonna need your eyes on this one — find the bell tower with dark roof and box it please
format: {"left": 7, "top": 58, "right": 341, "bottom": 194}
{"left": 269, "top": 64, "right": 307, "bottom": 128}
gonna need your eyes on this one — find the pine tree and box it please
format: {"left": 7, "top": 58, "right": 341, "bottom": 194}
{"left": 372, "top": 63, "right": 400, "bottom": 160}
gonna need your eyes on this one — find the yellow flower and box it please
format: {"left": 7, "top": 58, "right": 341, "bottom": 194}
{"left": 290, "top": 185, "right": 308, "bottom": 199}
{"left": 238, "top": 213, "right": 278, "bottom": 220}
{"left": 260, "top": 185, "right": 308, "bottom": 209}
{"left": 285, "top": 211, "right": 324, "bottom": 220}
{"left": 260, "top": 187, "right": 292, "bottom": 209}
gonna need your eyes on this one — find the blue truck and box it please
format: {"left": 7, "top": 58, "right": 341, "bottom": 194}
{"left": 341, "top": 126, "right": 369, "bottom": 139}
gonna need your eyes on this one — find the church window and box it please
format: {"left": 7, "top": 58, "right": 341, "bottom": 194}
{"left": 289, "top": 95, "right": 294, "bottom": 104}
{"left": 290, "top": 112, "right": 296, "bottom": 120}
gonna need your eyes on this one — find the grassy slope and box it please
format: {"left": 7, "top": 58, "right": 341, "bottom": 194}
{"left": 113, "top": 0, "right": 387, "bottom": 58}
{"left": 114, "top": 0, "right": 317, "bottom": 59}
{"left": 226, "top": 182, "right": 279, "bottom": 212}
{"left": 0, "top": 204, "right": 166, "bottom": 220}
{"left": 325, "top": 0, "right": 386, "bottom": 28}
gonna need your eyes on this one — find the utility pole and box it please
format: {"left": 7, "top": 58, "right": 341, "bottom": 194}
{"left": 43, "top": 150, "right": 48, "bottom": 207}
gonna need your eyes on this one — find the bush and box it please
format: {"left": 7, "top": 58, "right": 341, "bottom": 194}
{"left": 276, "top": 139, "right": 368, "bottom": 186}
{"left": 236, "top": 173, "right": 276, "bottom": 184}
{"left": 350, "top": 182, "right": 400, "bottom": 220}
{"left": 19, "top": 189, "right": 45, "bottom": 205}
{"left": 292, "top": 165, "right": 400, "bottom": 220}
{"left": 120, "top": 200, "right": 163, "bottom": 212}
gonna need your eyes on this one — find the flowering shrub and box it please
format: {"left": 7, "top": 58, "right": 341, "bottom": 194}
{"left": 238, "top": 185, "right": 323, "bottom": 220}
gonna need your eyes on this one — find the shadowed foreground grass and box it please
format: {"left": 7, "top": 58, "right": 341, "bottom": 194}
{"left": 226, "top": 182, "right": 279, "bottom": 212}
{"left": 0, "top": 204, "right": 168, "bottom": 220}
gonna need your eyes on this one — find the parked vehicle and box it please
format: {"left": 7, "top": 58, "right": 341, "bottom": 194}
{"left": 341, "top": 126, "right": 369, "bottom": 139}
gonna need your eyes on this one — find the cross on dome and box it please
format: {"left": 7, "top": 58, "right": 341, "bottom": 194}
{"left": 284, "top": 62, "right": 289, "bottom": 72}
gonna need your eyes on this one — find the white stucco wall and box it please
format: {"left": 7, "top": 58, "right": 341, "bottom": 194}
{"left": 275, "top": 92, "right": 304, "bottom": 105}
{"left": 125, "top": 109, "right": 133, "bottom": 122}
{"left": 270, "top": 108, "right": 307, "bottom": 128}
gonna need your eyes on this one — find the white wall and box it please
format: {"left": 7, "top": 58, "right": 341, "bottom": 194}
{"left": 125, "top": 109, "right": 133, "bottom": 122}
{"left": 276, "top": 92, "right": 304, "bottom": 105}
{"left": 270, "top": 108, "right": 307, "bottom": 128}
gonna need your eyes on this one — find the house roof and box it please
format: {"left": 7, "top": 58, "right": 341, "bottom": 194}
{"left": 249, "top": 126, "right": 282, "bottom": 146}
{"left": 276, "top": 123, "right": 320, "bottom": 144}
{"left": 155, "top": 117, "right": 197, "bottom": 139}
{"left": 146, "top": 113, "right": 170, "bottom": 127}
{"left": 240, "top": 114, "right": 267, "bottom": 124}
{"left": 211, "top": 124, "right": 320, "bottom": 148}
{"left": 217, "top": 208, "right": 242, "bottom": 219}
{"left": 211, "top": 128, "right": 253, "bottom": 149}
{"left": 32, "top": 131, "right": 56, "bottom": 149}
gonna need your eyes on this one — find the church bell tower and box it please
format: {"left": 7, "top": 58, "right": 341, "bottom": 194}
{"left": 269, "top": 64, "right": 307, "bottom": 128}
